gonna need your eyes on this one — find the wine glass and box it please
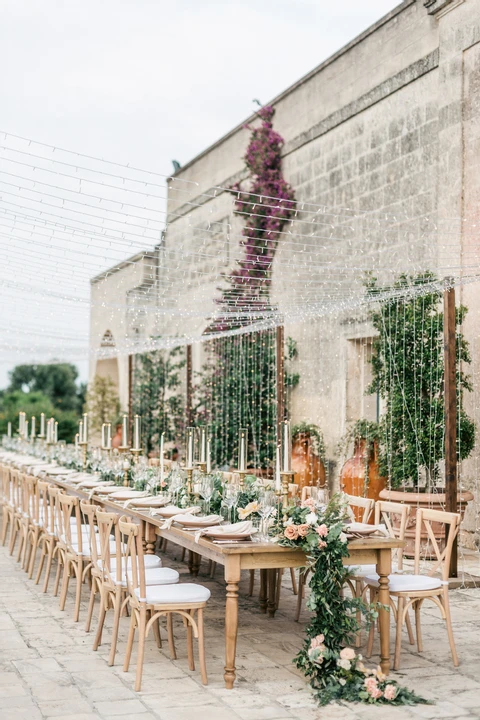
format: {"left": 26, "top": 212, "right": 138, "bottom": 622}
{"left": 258, "top": 489, "right": 276, "bottom": 541}
{"left": 200, "top": 475, "right": 215, "bottom": 515}
{"left": 223, "top": 482, "right": 239, "bottom": 524}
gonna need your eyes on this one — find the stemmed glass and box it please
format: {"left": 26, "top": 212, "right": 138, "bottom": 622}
{"left": 223, "top": 481, "right": 239, "bottom": 524}
{"left": 258, "top": 489, "right": 276, "bottom": 541}
{"left": 169, "top": 468, "right": 184, "bottom": 505}
{"left": 200, "top": 475, "right": 215, "bottom": 515}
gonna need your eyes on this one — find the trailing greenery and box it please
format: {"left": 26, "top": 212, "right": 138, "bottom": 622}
{"left": 84, "top": 375, "right": 120, "bottom": 432}
{"left": 367, "top": 273, "right": 475, "bottom": 489}
{"left": 292, "top": 422, "right": 326, "bottom": 461}
{"left": 275, "top": 494, "right": 429, "bottom": 706}
{"left": 194, "top": 332, "right": 298, "bottom": 469}
{"left": 132, "top": 347, "right": 186, "bottom": 455}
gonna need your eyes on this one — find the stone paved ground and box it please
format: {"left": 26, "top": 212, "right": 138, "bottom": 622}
{"left": 1, "top": 536, "right": 480, "bottom": 720}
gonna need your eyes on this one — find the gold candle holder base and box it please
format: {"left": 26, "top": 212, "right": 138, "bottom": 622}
{"left": 237, "top": 470, "right": 247, "bottom": 490}
{"left": 79, "top": 441, "right": 88, "bottom": 470}
{"left": 119, "top": 446, "right": 131, "bottom": 487}
{"left": 198, "top": 462, "right": 207, "bottom": 474}
{"left": 130, "top": 448, "right": 143, "bottom": 463}
{"left": 186, "top": 467, "right": 194, "bottom": 500}
{"left": 280, "top": 471, "right": 294, "bottom": 513}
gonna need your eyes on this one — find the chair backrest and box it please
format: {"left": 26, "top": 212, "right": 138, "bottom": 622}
{"left": 301, "top": 485, "right": 328, "bottom": 504}
{"left": 96, "top": 508, "right": 123, "bottom": 587}
{"left": 414, "top": 508, "right": 460, "bottom": 581}
{"left": 24, "top": 475, "right": 38, "bottom": 524}
{"left": 10, "top": 469, "right": 22, "bottom": 511}
{"left": 36, "top": 479, "right": 51, "bottom": 530}
{"left": 80, "top": 500, "right": 99, "bottom": 565}
{"left": 1, "top": 465, "right": 12, "bottom": 505}
{"left": 344, "top": 494, "right": 374, "bottom": 523}
{"left": 57, "top": 491, "right": 84, "bottom": 554}
{"left": 374, "top": 500, "right": 410, "bottom": 570}
{"left": 47, "top": 485, "right": 60, "bottom": 536}
{"left": 288, "top": 483, "right": 299, "bottom": 499}
{"left": 118, "top": 516, "right": 145, "bottom": 600}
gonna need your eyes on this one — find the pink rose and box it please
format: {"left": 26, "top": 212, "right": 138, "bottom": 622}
{"left": 339, "top": 647, "right": 356, "bottom": 661}
{"left": 297, "top": 524, "right": 310, "bottom": 537}
{"left": 284, "top": 525, "right": 299, "bottom": 540}
{"left": 369, "top": 687, "right": 383, "bottom": 699}
{"left": 384, "top": 685, "right": 397, "bottom": 701}
{"left": 309, "top": 634, "right": 324, "bottom": 650}
{"left": 364, "top": 677, "right": 378, "bottom": 693}
{"left": 316, "top": 524, "right": 328, "bottom": 537}
{"left": 302, "top": 497, "right": 316, "bottom": 510}
{"left": 318, "top": 539, "right": 327, "bottom": 549}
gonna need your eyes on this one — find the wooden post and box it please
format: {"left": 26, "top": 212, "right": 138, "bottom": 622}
{"left": 186, "top": 344, "right": 193, "bottom": 426}
{"left": 276, "top": 325, "right": 285, "bottom": 430}
{"left": 444, "top": 280, "right": 457, "bottom": 578}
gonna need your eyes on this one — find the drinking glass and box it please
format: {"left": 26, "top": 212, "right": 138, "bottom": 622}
{"left": 258, "top": 489, "right": 276, "bottom": 541}
{"left": 223, "top": 482, "right": 239, "bottom": 524}
{"left": 200, "top": 475, "right": 215, "bottom": 515}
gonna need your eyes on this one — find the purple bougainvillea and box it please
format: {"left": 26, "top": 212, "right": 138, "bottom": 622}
{"left": 211, "top": 105, "right": 295, "bottom": 331}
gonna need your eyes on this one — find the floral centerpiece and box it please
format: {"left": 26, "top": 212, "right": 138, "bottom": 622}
{"left": 274, "top": 494, "right": 429, "bottom": 706}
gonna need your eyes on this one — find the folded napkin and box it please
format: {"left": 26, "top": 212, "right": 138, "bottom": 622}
{"left": 161, "top": 513, "right": 222, "bottom": 530}
{"left": 195, "top": 520, "right": 254, "bottom": 543}
{"left": 151, "top": 505, "right": 199, "bottom": 519}
{"left": 344, "top": 522, "right": 389, "bottom": 537}
{"left": 123, "top": 494, "right": 152, "bottom": 509}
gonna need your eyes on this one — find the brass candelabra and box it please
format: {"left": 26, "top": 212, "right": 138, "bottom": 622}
{"left": 280, "top": 471, "right": 294, "bottom": 513}
{"left": 186, "top": 467, "right": 194, "bottom": 499}
{"left": 119, "top": 446, "right": 131, "bottom": 487}
{"left": 79, "top": 441, "right": 88, "bottom": 470}
{"left": 237, "top": 470, "right": 247, "bottom": 490}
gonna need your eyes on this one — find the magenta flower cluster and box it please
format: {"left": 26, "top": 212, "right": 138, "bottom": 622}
{"left": 213, "top": 106, "right": 295, "bottom": 329}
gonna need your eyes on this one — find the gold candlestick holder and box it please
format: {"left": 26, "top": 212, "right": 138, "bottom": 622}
{"left": 79, "top": 441, "right": 88, "bottom": 470}
{"left": 186, "top": 467, "right": 194, "bottom": 499}
{"left": 119, "top": 446, "right": 131, "bottom": 487}
{"left": 198, "top": 462, "right": 207, "bottom": 474}
{"left": 130, "top": 448, "right": 143, "bottom": 463}
{"left": 237, "top": 470, "right": 247, "bottom": 490}
{"left": 280, "top": 471, "right": 294, "bottom": 513}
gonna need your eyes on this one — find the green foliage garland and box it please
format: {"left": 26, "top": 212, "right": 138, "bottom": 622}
{"left": 367, "top": 273, "right": 475, "bottom": 489}
{"left": 275, "top": 495, "right": 429, "bottom": 706}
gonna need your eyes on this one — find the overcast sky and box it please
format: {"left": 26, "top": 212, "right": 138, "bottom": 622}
{"left": 0, "top": 0, "right": 398, "bottom": 389}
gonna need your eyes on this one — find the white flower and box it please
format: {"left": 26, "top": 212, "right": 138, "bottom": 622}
{"left": 285, "top": 518, "right": 294, "bottom": 527}
{"left": 337, "top": 658, "right": 351, "bottom": 671}
{"left": 305, "top": 512, "right": 318, "bottom": 526}
{"left": 338, "top": 678, "right": 346, "bottom": 686}
{"left": 339, "top": 532, "right": 348, "bottom": 543}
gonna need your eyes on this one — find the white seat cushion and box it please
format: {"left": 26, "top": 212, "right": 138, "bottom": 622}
{"left": 134, "top": 583, "right": 211, "bottom": 605}
{"left": 365, "top": 573, "right": 443, "bottom": 592}
{"left": 346, "top": 563, "right": 399, "bottom": 578}
{"left": 128, "top": 567, "right": 179, "bottom": 587}
{"left": 97, "top": 555, "right": 162, "bottom": 570}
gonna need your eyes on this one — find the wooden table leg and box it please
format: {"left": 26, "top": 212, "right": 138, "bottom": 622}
{"left": 192, "top": 552, "right": 201, "bottom": 577}
{"left": 377, "top": 547, "right": 392, "bottom": 675}
{"left": 259, "top": 569, "right": 267, "bottom": 613}
{"left": 144, "top": 522, "right": 156, "bottom": 555}
{"left": 224, "top": 556, "right": 241, "bottom": 689}
{"left": 267, "top": 568, "right": 277, "bottom": 618}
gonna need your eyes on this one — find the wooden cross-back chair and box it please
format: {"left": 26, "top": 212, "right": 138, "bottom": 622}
{"left": 119, "top": 515, "right": 210, "bottom": 691}
{"left": 365, "top": 507, "right": 460, "bottom": 669}
{"left": 344, "top": 494, "right": 375, "bottom": 524}
{"left": 1, "top": 465, "right": 14, "bottom": 547}
{"left": 34, "top": 481, "right": 59, "bottom": 593}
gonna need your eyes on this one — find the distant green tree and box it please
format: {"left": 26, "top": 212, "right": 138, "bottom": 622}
{"left": 8, "top": 363, "right": 82, "bottom": 412}
{"left": 0, "top": 390, "right": 77, "bottom": 442}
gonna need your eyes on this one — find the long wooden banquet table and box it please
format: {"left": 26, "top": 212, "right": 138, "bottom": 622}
{"left": 43, "top": 473, "right": 401, "bottom": 689}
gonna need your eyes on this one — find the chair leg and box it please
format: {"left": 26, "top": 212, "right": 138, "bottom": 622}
{"left": 134, "top": 606, "right": 147, "bottom": 692}
{"left": 35, "top": 544, "right": 46, "bottom": 586}
{"left": 366, "top": 588, "right": 376, "bottom": 658}
{"left": 85, "top": 577, "right": 97, "bottom": 633}
{"left": 8, "top": 521, "right": 18, "bottom": 556}
{"left": 108, "top": 591, "right": 123, "bottom": 666}
{"left": 355, "top": 580, "right": 363, "bottom": 648}
{"left": 290, "top": 567, "right": 298, "bottom": 595}
{"left": 393, "top": 597, "right": 404, "bottom": 671}
{"left": 93, "top": 592, "right": 108, "bottom": 651}
{"left": 152, "top": 615, "right": 162, "bottom": 649}
{"left": 186, "top": 613, "right": 195, "bottom": 671}
{"left": 73, "top": 559, "right": 83, "bottom": 622}
{"left": 405, "top": 607, "right": 415, "bottom": 646}
{"left": 1, "top": 510, "right": 9, "bottom": 545}
{"left": 197, "top": 608, "right": 208, "bottom": 685}
{"left": 443, "top": 591, "right": 459, "bottom": 667}
{"left": 167, "top": 612, "right": 177, "bottom": 660}
{"left": 414, "top": 600, "right": 423, "bottom": 652}
{"left": 123, "top": 610, "right": 136, "bottom": 672}
{"left": 248, "top": 570, "right": 255, "bottom": 596}
{"left": 59, "top": 560, "right": 71, "bottom": 611}
{"left": 52, "top": 549, "right": 62, "bottom": 596}
{"left": 28, "top": 533, "right": 39, "bottom": 579}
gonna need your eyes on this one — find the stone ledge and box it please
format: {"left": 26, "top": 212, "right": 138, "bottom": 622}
{"left": 424, "top": 0, "right": 465, "bottom": 16}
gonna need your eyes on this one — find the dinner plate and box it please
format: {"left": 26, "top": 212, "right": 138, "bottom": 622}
{"left": 155, "top": 505, "right": 200, "bottom": 518}
{"left": 93, "top": 484, "right": 120, "bottom": 494}
{"left": 107, "top": 489, "right": 148, "bottom": 501}
{"left": 130, "top": 496, "right": 170, "bottom": 508}
{"left": 79, "top": 479, "right": 113, "bottom": 489}
{"left": 45, "top": 468, "right": 77, "bottom": 476}
{"left": 175, "top": 515, "right": 223, "bottom": 528}
{"left": 344, "top": 522, "right": 378, "bottom": 537}
{"left": 203, "top": 529, "right": 257, "bottom": 540}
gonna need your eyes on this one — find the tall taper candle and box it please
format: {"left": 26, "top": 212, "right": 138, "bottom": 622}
{"left": 238, "top": 428, "right": 247, "bottom": 471}
{"left": 75, "top": 433, "right": 79, "bottom": 449}
{"left": 78, "top": 420, "right": 83, "bottom": 444}
{"left": 160, "top": 432, "right": 164, "bottom": 481}
{"left": 276, "top": 445, "right": 281, "bottom": 491}
{"left": 82, "top": 413, "right": 88, "bottom": 443}
{"left": 186, "top": 427, "right": 195, "bottom": 468}
{"left": 199, "top": 427, "right": 207, "bottom": 464}
{"left": 31, "top": 416, "right": 36, "bottom": 439}
{"left": 40, "top": 413, "right": 45, "bottom": 438}
{"left": 133, "top": 415, "right": 141, "bottom": 450}
{"left": 206, "top": 439, "right": 211, "bottom": 474}
{"left": 7, "top": 422, "right": 11, "bottom": 438}
{"left": 25, "top": 420, "right": 29, "bottom": 439}
{"left": 106, "top": 423, "right": 112, "bottom": 450}
{"left": 281, "top": 420, "right": 291, "bottom": 473}
{"left": 54, "top": 422, "right": 58, "bottom": 444}
{"left": 101, "top": 423, "right": 106, "bottom": 449}
{"left": 122, "top": 414, "right": 129, "bottom": 448}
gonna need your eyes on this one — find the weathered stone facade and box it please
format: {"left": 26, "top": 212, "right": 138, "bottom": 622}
{"left": 90, "top": 0, "right": 480, "bottom": 545}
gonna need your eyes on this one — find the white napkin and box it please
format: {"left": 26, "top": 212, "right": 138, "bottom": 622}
{"left": 156, "top": 506, "right": 201, "bottom": 528}
{"left": 345, "top": 522, "right": 389, "bottom": 537}
{"left": 161, "top": 513, "right": 222, "bottom": 530}
{"left": 195, "top": 520, "right": 254, "bottom": 543}
{"left": 151, "top": 504, "right": 199, "bottom": 517}
{"left": 123, "top": 494, "right": 152, "bottom": 509}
